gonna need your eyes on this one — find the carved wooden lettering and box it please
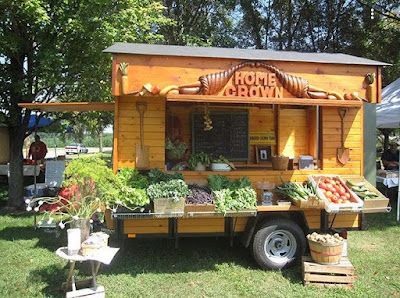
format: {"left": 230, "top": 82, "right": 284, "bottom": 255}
{"left": 225, "top": 71, "right": 283, "bottom": 98}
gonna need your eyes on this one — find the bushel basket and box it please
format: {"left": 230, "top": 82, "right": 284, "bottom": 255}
{"left": 308, "top": 239, "right": 343, "bottom": 265}
{"left": 271, "top": 156, "right": 289, "bottom": 170}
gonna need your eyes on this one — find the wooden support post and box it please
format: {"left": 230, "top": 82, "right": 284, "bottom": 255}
{"left": 273, "top": 105, "right": 280, "bottom": 155}
{"left": 320, "top": 210, "right": 329, "bottom": 232}
{"left": 112, "top": 97, "right": 119, "bottom": 173}
{"left": 306, "top": 107, "right": 318, "bottom": 157}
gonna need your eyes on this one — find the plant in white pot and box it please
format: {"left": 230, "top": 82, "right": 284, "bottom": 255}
{"left": 188, "top": 152, "right": 211, "bottom": 171}
{"left": 147, "top": 179, "right": 190, "bottom": 214}
{"left": 210, "top": 155, "right": 236, "bottom": 172}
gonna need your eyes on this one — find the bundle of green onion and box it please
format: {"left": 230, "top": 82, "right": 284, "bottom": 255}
{"left": 277, "top": 182, "right": 317, "bottom": 201}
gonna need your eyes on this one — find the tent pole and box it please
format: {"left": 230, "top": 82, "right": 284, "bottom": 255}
{"left": 397, "top": 149, "right": 399, "bottom": 223}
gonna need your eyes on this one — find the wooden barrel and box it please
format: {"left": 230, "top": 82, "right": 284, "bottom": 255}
{"left": 308, "top": 239, "right": 343, "bottom": 265}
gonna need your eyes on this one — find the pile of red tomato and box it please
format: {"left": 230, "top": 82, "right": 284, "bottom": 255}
{"left": 317, "top": 177, "right": 353, "bottom": 204}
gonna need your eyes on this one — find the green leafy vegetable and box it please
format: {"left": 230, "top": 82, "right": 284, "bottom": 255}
{"left": 147, "top": 169, "right": 184, "bottom": 184}
{"left": 208, "top": 175, "right": 251, "bottom": 191}
{"left": 63, "top": 156, "right": 117, "bottom": 200}
{"left": 147, "top": 179, "right": 190, "bottom": 202}
{"left": 117, "top": 168, "right": 149, "bottom": 189}
{"left": 112, "top": 186, "right": 149, "bottom": 210}
{"left": 214, "top": 187, "right": 257, "bottom": 213}
{"left": 208, "top": 175, "right": 231, "bottom": 191}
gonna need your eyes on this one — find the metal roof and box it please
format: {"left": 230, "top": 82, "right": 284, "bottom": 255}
{"left": 104, "top": 43, "right": 390, "bottom": 66}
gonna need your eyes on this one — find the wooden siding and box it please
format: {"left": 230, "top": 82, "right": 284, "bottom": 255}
{"left": 177, "top": 218, "right": 225, "bottom": 233}
{"left": 116, "top": 96, "right": 165, "bottom": 170}
{"left": 111, "top": 55, "right": 378, "bottom": 102}
{"left": 123, "top": 218, "right": 168, "bottom": 234}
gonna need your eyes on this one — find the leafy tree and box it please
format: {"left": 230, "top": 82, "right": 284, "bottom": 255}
{"left": 0, "top": 0, "right": 172, "bottom": 208}
{"left": 161, "top": 0, "right": 237, "bottom": 46}
{"left": 236, "top": 0, "right": 399, "bottom": 82}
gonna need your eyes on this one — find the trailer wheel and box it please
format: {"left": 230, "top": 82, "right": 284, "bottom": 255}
{"left": 252, "top": 218, "right": 306, "bottom": 270}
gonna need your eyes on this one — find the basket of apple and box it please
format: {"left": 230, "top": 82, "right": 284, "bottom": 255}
{"left": 308, "top": 175, "right": 364, "bottom": 213}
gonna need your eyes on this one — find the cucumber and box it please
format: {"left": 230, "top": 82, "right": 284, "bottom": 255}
{"left": 347, "top": 180, "right": 365, "bottom": 187}
{"left": 364, "top": 191, "right": 378, "bottom": 197}
{"left": 356, "top": 192, "right": 368, "bottom": 198}
{"left": 351, "top": 186, "right": 368, "bottom": 192}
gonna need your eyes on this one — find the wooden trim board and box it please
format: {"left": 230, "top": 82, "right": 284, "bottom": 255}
{"left": 167, "top": 94, "right": 363, "bottom": 107}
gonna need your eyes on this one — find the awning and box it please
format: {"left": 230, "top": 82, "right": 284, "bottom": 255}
{"left": 19, "top": 102, "right": 115, "bottom": 112}
{"left": 28, "top": 115, "right": 53, "bottom": 129}
{"left": 166, "top": 94, "right": 363, "bottom": 107}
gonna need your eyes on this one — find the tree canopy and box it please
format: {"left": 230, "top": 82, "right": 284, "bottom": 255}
{"left": 0, "top": 0, "right": 172, "bottom": 207}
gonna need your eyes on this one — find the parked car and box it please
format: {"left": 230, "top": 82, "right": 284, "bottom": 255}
{"left": 65, "top": 143, "right": 89, "bottom": 154}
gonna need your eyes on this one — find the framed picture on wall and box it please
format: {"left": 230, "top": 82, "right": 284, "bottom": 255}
{"left": 255, "top": 145, "right": 273, "bottom": 163}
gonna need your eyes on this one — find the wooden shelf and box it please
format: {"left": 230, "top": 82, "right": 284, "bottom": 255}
{"left": 167, "top": 94, "right": 363, "bottom": 107}
{"left": 257, "top": 205, "right": 301, "bottom": 212}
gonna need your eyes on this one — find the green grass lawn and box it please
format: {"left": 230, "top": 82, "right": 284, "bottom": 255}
{"left": 0, "top": 211, "right": 399, "bottom": 297}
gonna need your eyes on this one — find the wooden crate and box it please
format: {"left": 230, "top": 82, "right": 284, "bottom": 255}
{"left": 302, "top": 256, "right": 356, "bottom": 288}
{"left": 184, "top": 204, "right": 215, "bottom": 213}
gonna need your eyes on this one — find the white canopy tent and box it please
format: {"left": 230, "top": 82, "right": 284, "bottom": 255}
{"left": 376, "top": 77, "right": 400, "bottom": 222}
{"left": 377, "top": 77, "right": 400, "bottom": 128}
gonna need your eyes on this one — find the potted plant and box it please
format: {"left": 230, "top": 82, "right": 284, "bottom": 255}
{"left": 26, "top": 177, "right": 103, "bottom": 243}
{"left": 26, "top": 156, "right": 121, "bottom": 241}
{"left": 146, "top": 179, "right": 190, "bottom": 214}
{"left": 165, "top": 138, "right": 187, "bottom": 161}
{"left": 188, "top": 152, "right": 211, "bottom": 171}
{"left": 210, "top": 155, "right": 236, "bottom": 171}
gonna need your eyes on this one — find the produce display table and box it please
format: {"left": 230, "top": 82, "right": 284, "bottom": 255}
{"left": 56, "top": 247, "right": 119, "bottom": 297}
{"left": 112, "top": 209, "right": 257, "bottom": 220}
{"left": 0, "top": 164, "right": 41, "bottom": 176}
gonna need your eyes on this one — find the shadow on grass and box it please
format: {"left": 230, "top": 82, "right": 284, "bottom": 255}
{"left": 0, "top": 225, "right": 63, "bottom": 251}
{"left": 29, "top": 238, "right": 281, "bottom": 298}
{"left": 100, "top": 237, "right": 262, "bottom": 276}
{"left": 0, "top": 210, "right": 38, "bottom": 217}
{"left": 29, "top": 264, "right": 66, "bottom": 298}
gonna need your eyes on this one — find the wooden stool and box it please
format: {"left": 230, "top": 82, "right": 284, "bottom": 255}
{"left": 302, "top": 256, "right": 356, "bottom": 288}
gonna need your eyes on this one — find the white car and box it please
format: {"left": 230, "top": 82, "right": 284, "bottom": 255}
{"left": 65, "top": 143, "right": 89, "bottom": 154}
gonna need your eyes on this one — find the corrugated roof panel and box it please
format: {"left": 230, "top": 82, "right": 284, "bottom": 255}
{"left": 103, "top": 43, "right": 390, "bottom": 66}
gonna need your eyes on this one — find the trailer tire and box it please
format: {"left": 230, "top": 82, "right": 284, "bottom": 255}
{"left": 252, "top": 218, "right": 306, "bottom": 270}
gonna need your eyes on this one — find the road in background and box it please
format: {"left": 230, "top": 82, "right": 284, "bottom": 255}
{"left": 45, "top": 147, "right": 112, "bottom": 159}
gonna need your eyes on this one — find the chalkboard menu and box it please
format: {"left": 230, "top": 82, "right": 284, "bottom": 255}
{"left": 192, "top": 111, "right": 248, "bottom": 160}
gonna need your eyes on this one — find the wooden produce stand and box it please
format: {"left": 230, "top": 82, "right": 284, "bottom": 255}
{"left": 20, "top": 43, "right": 391, "bottom": 270}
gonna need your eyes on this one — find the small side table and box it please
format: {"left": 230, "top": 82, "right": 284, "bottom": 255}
{"left": 56, "top": 247, "right": 119, "bottom": 297}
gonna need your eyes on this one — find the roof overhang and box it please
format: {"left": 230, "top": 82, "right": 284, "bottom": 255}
{"left": 18, "top": 102, "right": 115, "bottom": 112}
{"left": 104, "top": 43, "right": 391, "bottom": 66}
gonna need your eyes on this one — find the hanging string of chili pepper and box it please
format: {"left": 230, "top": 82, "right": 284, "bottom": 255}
{"left": 203, "top": 103, "right": 213, "bottom": 131}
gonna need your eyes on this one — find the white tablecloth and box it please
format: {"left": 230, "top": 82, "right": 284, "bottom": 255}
{"left": 376, "top": 176, "right": 399, "bottom": 188}
{"left": 56, "top": 247, "right": 119, "bottom": 265}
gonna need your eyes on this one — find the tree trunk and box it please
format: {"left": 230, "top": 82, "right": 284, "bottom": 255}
{"left": 99, "top": 130, "right": 103, "bottom": 153}
{"left": 7, "top": 125, "right": 25, "bottom": 208}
